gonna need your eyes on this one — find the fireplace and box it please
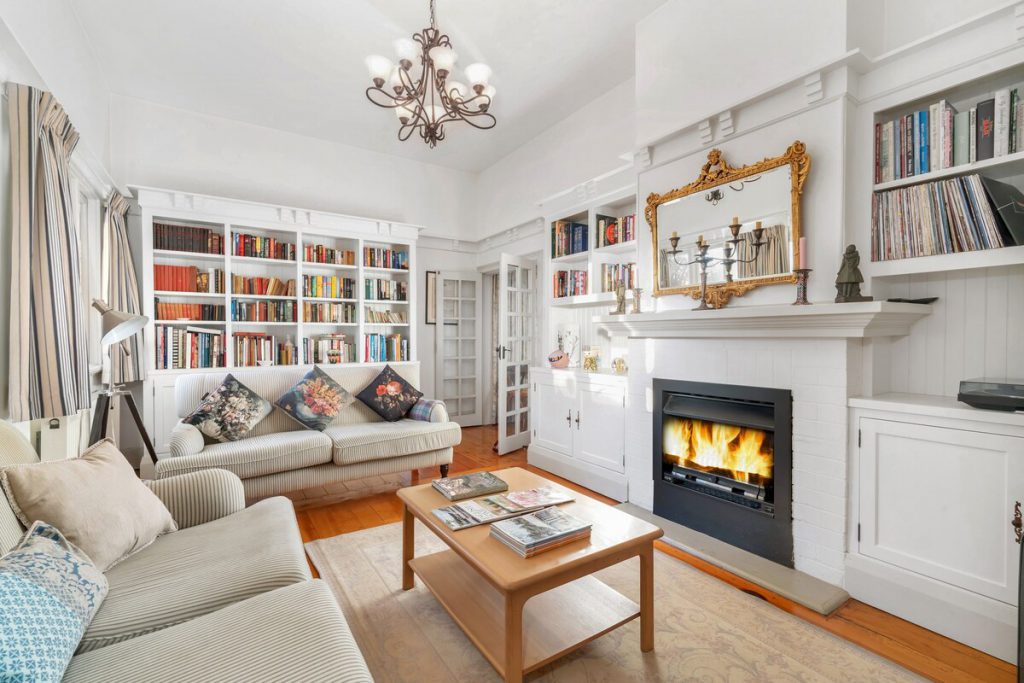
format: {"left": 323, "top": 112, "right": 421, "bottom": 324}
{"left": 653, "top": 379, "right": 793, "bottom": 566}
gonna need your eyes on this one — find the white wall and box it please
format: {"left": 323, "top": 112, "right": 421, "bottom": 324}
{"left": 109, "top": 96, "right": 478, "bottom": 240}
{"left": 474, "top": 79, "right": 635, "bottom": 238}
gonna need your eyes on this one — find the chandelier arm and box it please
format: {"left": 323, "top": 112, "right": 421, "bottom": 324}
{"left": 366, "top": 86, "right": 413, "bottom": 109}
{"left": 458, "top": 112, "right": 497, "bottom": 130}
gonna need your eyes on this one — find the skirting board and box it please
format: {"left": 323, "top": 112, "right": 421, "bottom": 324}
{"left": 527, "top": 445, "right": 627, "bottom": 502}
{"left": 617, "top": 502, "right": 848, "bottom": 616}
{"left": 845, "top": 553, "right": 1016, "bottom": 663}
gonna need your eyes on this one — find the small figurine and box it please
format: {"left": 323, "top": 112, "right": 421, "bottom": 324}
{"left": 630, "top": 287, "right": 643, "bottom": 314}
{"left": 834, "top": 244, "right": 872, "bottom": 303}
{"left": 612, "top": 282, "right": 627, "bottom": 315}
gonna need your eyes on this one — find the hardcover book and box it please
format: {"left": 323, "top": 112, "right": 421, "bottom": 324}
{"left": 976, "top": 98, "right": 996, "bottom": 161}
{"left": 994, "top": 88, "right": 1011, "bottom": 157}
{"left": 431, "top": 471, "right": 508, "bottom": 501}
{"left": 953, "top": 111, "right": 969, "bottom": 167}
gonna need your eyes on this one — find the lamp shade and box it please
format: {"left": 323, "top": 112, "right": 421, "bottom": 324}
{"left": 92, "top": 299, "right": 147, "bottom": 349}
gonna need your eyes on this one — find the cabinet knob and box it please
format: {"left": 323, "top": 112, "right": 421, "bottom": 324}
{"left": 575, "top": 411, "right": 580, "bottom": 429}
{"left": 565, "top": 410, "right": 572, "bottom": 424}
{"left": 1014, "top": 502, "right": 1022, "bottom": 544}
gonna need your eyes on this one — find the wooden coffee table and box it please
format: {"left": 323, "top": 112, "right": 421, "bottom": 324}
{"left": 397, "top": 467, "right": 663, "bottom": 683}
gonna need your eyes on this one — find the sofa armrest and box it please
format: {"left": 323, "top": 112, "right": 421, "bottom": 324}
{"left": 169, "top": 421, "right": 205, "bottom": 458}
{"left": 144, "top": 469, "right": 245, "bottom": 529}
{"left": 428, "top": 400, "right": 450, "bottom": 423}
{"left": 408, "top": 398, "right": 450, "bottom": 423}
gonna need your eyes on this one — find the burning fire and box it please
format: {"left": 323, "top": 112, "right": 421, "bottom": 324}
{"left": 663, "top": 417, "right": 773, "bottom": 483}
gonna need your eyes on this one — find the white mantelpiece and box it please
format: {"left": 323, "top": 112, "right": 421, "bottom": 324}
{"left": 595, "top": 301, "right": 931, "bottom": 340}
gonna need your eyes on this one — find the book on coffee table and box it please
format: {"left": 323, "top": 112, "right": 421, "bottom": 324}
{"left": 432, "top": 487, "right": 576, "bottom": 531}
{"left": 489, "top": 507, "right": 592, "bottom": 557}
{"left": 431, "top": 471, "right": 507, "bottom": 501}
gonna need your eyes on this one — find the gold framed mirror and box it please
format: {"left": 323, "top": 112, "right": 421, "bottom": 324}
{"left": 645, "top": 141, "right": 810, "bottom": 307}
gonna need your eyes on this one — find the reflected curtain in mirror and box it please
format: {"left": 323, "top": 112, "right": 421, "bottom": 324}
{"left": 7, "top": 84, "right": 90, "bottom": 421}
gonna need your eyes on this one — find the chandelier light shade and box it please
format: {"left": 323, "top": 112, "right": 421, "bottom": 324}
{"left": 364, "top": 0, "right": 495, "bottom": 147}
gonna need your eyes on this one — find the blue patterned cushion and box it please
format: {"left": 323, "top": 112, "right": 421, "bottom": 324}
{"left": 408, "top": 398, "right": 444, "bottom": 422}
{"left": 276, "top": 366, "right": 354, "bottom": 431}
{"left": 0, "top": 522, "right": 108, "bottom": 682}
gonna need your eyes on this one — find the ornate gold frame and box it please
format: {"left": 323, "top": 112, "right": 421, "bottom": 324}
{"left": 645, "top": 141, "right": 810, "bottom": 308}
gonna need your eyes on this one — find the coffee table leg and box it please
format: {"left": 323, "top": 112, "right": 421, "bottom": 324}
{"left": 640, "top": 543, "right": 654, "bottom": 652}
{"left": 504, "top": 592, "right": 524, "bottom": 683}
{"left": 402, "top": 504, "right": 414, "bottom": 590}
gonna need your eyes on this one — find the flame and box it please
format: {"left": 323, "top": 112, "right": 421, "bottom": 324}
{"left": 663, "top": 417, "right": 773, "bottom": 483}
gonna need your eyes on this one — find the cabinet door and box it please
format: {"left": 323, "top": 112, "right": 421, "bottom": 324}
{"left": 532, "top": 378, "right": 573, "bottom": 455}
{"left": 151, "top": 379, "right": 180, "bottom": 456}
{"left": 859, "top": 418, "right": 1024, "bottom": 605}
{"left": 573, "top": 384, "right": 626, "bottom": 473}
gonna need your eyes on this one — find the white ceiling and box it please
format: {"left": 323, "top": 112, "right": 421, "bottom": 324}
{"left": 72, "top": 0, "right": 665, "bottom": 172}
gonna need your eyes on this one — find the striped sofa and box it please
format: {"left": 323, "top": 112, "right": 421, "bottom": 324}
{"left": 164, "top": 364, "right": 461, "bottom": 500}
{"left": 0, "top": 420, "right": 372, "bottom": 682}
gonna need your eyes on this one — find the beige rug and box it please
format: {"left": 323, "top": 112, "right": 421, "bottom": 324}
{"left": 305, "top": 522, "right": 921, "bottom": 682}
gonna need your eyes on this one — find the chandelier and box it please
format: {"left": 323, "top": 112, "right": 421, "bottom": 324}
{"left": 364, "top": 0, "right": 495, "bottom": 147}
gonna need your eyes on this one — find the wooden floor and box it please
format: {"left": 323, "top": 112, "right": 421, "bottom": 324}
{"left": 296, "top": 425, "right": 1016, "bottom": 683}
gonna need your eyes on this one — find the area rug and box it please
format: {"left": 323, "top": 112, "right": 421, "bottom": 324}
{"left": 305, "top": 522, "right": 920, "bottom": 682}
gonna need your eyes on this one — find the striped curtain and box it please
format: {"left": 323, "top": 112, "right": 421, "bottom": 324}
{"left": 102, "top": 191, "right": 145, "bottom": 384}
{"left": 7, "top": 84, "right": 90, "bottom": 421}
{"left": 737, "top": 224, "right": 791, "bottom": 278}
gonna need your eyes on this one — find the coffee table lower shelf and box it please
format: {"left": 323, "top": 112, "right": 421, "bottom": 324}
{"left": 408, "top": 549, "right": 640, "bottom": 677}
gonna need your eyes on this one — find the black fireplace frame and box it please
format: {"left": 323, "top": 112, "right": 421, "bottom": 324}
{"left": 652, "top": 378, "right": 793, "bottom": 567}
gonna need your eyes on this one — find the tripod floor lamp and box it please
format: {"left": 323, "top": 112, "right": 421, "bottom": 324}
{"left": 89, "top": 299, "right": 157, "bottom": 466}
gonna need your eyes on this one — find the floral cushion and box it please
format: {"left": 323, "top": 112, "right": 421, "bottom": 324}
{"left": 355, "top": 365, "right": 423, "bottom": 422}
{"left": 0, "top": 522, "right": 108, "bottom": 682}
{"left": 276, "top": 366, "right": 354, "bottom": 431}
{"left": 183, "top": 374, "right": 272, "bottom": 443}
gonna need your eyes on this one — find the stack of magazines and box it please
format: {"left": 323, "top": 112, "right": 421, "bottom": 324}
{"left": 433, "top": 486, "right": 575, "bottom": 531}
{"left": 432, "top": 472, "right": 508, "bottom": 501}
{"left": 489, "top": 507, "right": 592, "bottom": 558}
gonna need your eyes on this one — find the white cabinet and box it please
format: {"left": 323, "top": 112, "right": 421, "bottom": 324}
{"left": 527, "top": 368, "right": 627, "bottom": 500}
{"left": 847, "top": 395, "right": 1024, "bottom": 662}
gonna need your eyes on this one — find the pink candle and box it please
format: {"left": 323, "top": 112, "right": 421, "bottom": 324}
{"left": 798, "top": 237, "right": 807, "bottom": 269}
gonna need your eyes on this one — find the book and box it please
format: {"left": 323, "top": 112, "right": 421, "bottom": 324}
{"left": 431, "top": 471, "right": 508, "bottom": 501}
{"left": 976, "top": 98, "right": 995, "bottom": 161}
{"left": 969, "top": 107, "right": 977, "bottom": 163}
{"left": 953, "top": 110, "right": 969, "bottom": 167}
{"left": 882, "top": 120, "right": 894, "bottom": 182}
{"left": 995, "top": 88, "right": 1011, "bottom": 157}
{"left": 916, "top": 110, "right": 928, "bottom": 174}
{"left": 979, "top": 176, "right": 1024, "bottom": 246}
{"left": 489, "top": 507, "right": 592, "bottom": 558}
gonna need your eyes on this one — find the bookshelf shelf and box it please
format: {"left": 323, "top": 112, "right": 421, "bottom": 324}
{"left": 153, "top": 249, "right": 224, "bottom": 262}
{"left": 365, "top": 299, "right": 409, "bottom": 304}
{"left": 231, "top": 321, "right": 298, "bottom": 326}
{"left": 593, "top": 240, "right": 638, "bottom": 256}
{"left": 155, "top": 320, "right": 227, "bottom": 325}
{"left": 230, "top": 293, "right": 294, "bottom": 301}
{"left": 873, "top": 149, "right": 1024, "bottom": 191}
{"left": 304, "top": 322, "right": 358, "bottom": 327}
{"left": 866, "top": 244, "right": 1024, "bottom": 277}
{"left": 154, "top": 290, "right": 223, "bottom": 299}
{"left": 551, "top": 292, "right": 616, "bottom": 308}
{"left": 231, "top": 255, "right": 297, "bottom": 265}
{"left": 551, "top": 251, "right": 590, "bottom": 265}
{"left": 364, "top": 266, "right": 410, "bottom": 274}
{"left": 304, "top": 296, "right": 358, "bottom": 303}
{"left": 365, "top": 322, "right": 410, "bottom": 327}
{"left": 302, "top": 261, "right": 357, "bottom": 270}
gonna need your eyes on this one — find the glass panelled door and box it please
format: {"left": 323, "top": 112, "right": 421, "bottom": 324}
{"left": 435, "top": 272, "right": 482, "bottom": 427}
{"left": 497, "top": 254, "right": 535, "bottom": 454}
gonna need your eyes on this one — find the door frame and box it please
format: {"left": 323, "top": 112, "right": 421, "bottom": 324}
{"left": 434, "top": 270, "right": 483, "bottom": 427}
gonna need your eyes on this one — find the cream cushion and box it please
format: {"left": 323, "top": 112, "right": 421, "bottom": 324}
{"left": 325, "top": 419, "right": 462, "bottom": 465}
{"left": 1, "top": 439, "right": 177, "bottom": 571}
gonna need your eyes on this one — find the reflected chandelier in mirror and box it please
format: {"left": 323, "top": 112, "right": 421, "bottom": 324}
{"left": 645, "top": 141, "right": 811, "bottom": 308}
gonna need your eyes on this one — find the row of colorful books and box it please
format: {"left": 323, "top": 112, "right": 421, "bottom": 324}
{"left": 303, "top": 245, "right": 355, "bottom": 265}
{"left": 304, "top": 302, "right": 356, "bottom": 324}
{"left": 365, "top": 333, "right": 408, "bottom": 362}
{"left": 233, "top": 333, "right": 298, "bottom": 366}
{"left": 231, "top": 275, "right": 295, "bottom": 297}
{"left": 232, "top": 232, "right": 296, "bottom": 261}
{"left": 154, "top": 265, "right": 224, "bottom": 293}
{"left": 553, "top": 269, "right": 587, "bottom": 298}
{"left": 230, "top": 300, "right": 297, "bottom": 323}
{"left": 600, "top": 262, "right": 637, "bottom": 293}
{"left": 303, "top": 334, "right": 356, "bottom": 364}
{"left": 364, "top": 278, "right": 407, "bottom": 301}
{"left": 363, "top": 247, "right": 408, "bottom": 270}
{"left": 871, "top": 174, "right": 1022, "bottom": 261}
{"left": 875, "top": 89, "right": 1024, "bottom": 184}
{"left": 364, "top": 308, "right": 408, "bottom": 324}
{"left": 154, "top": 325, "right": 225, "bottom": 370}
{"left": 595, "top": 214, "right": 636, "bottom": 248}
{"left": 154, "top": 223, "right": 224, "bottom": 255}
{"left": 155, "top": 301, "right": 225, "bottom": 321}
{"left": 551, "top": 221, "right": 588, "bottom": 258}
{"left": 304, "top": 275, "right": 355, "bottom": 299}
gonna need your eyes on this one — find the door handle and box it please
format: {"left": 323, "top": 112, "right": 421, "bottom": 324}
{"left": 575, "top": 411, "right": 580, "bottom": 430}
{"left": 1013, "top": 502, "right": 1022, "bottom": 544}
{"left": 496, "top": 345, "right": 510, "bottom": 360}
{"left": 565, "top": 410, "right": 572, "bottom": 425}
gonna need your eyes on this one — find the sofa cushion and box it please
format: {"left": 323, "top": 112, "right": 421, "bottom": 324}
{"left": 183, "top": 373, "right": 272, "bottom": 443}
{"left": 79, "top": 496, "right": 310, "bottom": 653}
{"left": 0, "top": 522, "right": 108, "bottom": 682}
{"left": 326, "top": 420, "right": 462, "bottom": 466}
{"left": 355, "top": 364, "right": 423, "bottom": 421}
{"left": 275, "top": 366, "right": 354, "bottom": 431}
{"left": 2, "top": 439, "right": 177, "bottom": 571}
{"left": 65, "top": 580, "right": 372, "bottom": 683}
{"left": 156, "top": 430, "right": 332, "bottom": 480}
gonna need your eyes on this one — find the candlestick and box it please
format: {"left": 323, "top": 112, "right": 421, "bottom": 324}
{"left": 793, "top": 268, "right": 812, "bottom": 305}
{"left": 798, "top": 236, "right": 807, "bottom": 269}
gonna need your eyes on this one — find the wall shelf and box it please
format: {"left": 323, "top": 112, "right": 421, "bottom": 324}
{"left": 551, "top": 292, "right": 616, "bottom": 308}
{"left": 872, "top": 149, "right": 1024, "bottom": 192}
{"left": 153, "top": 249, "right": 224, "bottom": 262}
{"left": 865, "top": 244, "right": 1024, "bottom": 278}
{"left": 154, "top": 290, "right": 223, "bottom": 298}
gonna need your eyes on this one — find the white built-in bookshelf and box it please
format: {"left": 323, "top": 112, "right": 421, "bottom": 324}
{"left": 135, "top": 187, "right": 418, "bottom": 376}
{"left": 867, "top": 63, "right": 1024, "bottom": 278}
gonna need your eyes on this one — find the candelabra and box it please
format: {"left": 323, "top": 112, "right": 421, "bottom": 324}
{"left": 664, "top": 218, "right": 768, "bottom": 310}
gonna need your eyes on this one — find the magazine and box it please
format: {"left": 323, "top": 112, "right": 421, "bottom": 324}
{"left": 431, "top": 471, "right": 508, "bottom": 501}
{"left": 504, "top": 486, "right": 574, "bottom": 509}
{"left": 489, "top": 507, "right": 592, "bottom": 557}
{"left": 432, "top": 487, "right": 577, "bottom": 531}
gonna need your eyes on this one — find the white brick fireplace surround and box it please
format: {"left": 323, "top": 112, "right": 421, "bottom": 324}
{"left": 596, "top": 302, "right": 931, "bottom": 587}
